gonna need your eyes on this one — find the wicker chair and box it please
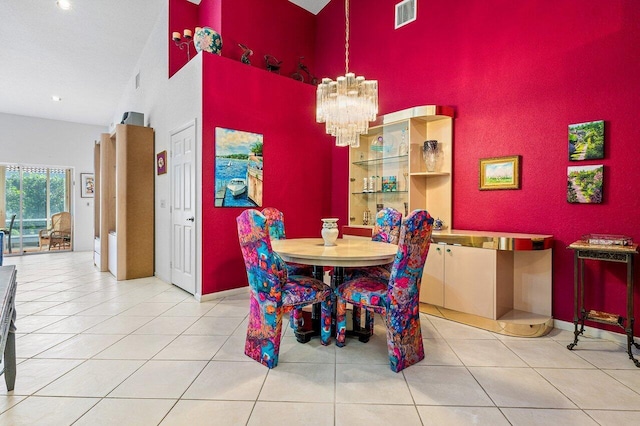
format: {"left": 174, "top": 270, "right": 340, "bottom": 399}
{"left": 39, "top": 212, "right": 72, "bottom": 251}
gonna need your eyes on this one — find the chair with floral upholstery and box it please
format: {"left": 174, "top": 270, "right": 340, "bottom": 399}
{"left": 343, "top": 207, "right": 402, "bottom": 335}
{"left": 237, "top": 209, "right": 333, "bottom": 368}
{"left": 335, "top": 209, "right": 434, "bottom": 372}
{"left": 262, "top": 207, "right": 316, "bottom": 333}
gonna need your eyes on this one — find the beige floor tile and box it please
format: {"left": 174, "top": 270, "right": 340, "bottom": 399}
{"left": 0, "top": 396, "right": 99, "bottom": 426}
{"left": 278, "top": 335, "right": 336, "bottom": 364}
{"left": 416, "top": 406, "right": 510, "bottom": 425}
{"left": 420, "top": 317, "right": 443, "bottom": 339}
{"left": 0, "top": 358, "right": 83, "bottom": 396}
{"left": 160, "top": 301, "right": 218, "bottom": 317}
{"left": 421, "top": 338, "right": 463, "bottom": 366}
{"left": 335, "top": 333, "right": 391, "bottom": 365}
{"left": 184, "top": 316, "right": 246, "bottom": 335}
{"left": 603, "top": 368, "right": 640, "bottom": 393}
{"left": 119, "top": 302, "right": 177, "bottom": 316}
{"left": 35, "top": 315, "right": 109, "bottom": 334}
{"left": 93, "top": 334, "right": 175, "bottom": 359}
{"left": 336, "top": 363, "right": 413, "bottom": 404}
{"left": 75, "top": 302, "right": 136, "bottom": 316}
{"left": 183, "top": 360, "right": 268, "bottom": 400}
{"left": 0, "top": 395, "right": 26, "bottom": 413}
{"left": 13, "top": 301, "right": 62, "bottom": 316}
{"left": 405, "top": 366, "right": 494, "bottom": 406}
{"left": 260, "top": 363, "right": 335, "bottom": 403}
{"left": 470, "top": 367, "right": 577, "bottom": 408}
{"left": 84, "top": 315, "right": 155, "bottom": 334}
{"left": 537, "top": 368, "right": 640, "bottom": 410}
{"left": 204, "top": 299, "right": 250, "bottom": 317}
{"left": 212, "top": 335, "right": 253, "bottom": 362}
{"left": 74, "top": 398, "right": 176, "bottom": 426}
{"left": 501, "top": 408, "right": 597, "bottom": 425}
{"left": 337, "top": 403, "right": 421, "bottom": 426}
{"left": 161, "top": 400, "right": 254, "bottom": 425}
{"left": 250, "top": 402, "right": 334, "bottom": 426}
{"left": 502, "top": 339, "right": 595, "bottom": 368}
{"left": 566, "top": 340, "right": 640, "bottom": 369}
{"left": 109, "top": 360, "right": 207, "bottom": 398}
{"left": 153, "top": 335, "right": 228, "bottom": 360}
{"left": 37, "top": 301, "right": 99, "bottom": 316}
{"left": 132, "top": 316, "right": 198, "bottom": 335}
{"left": 35, "top": 333, "right": 124, "bottom": 359}
{"left": 430, "top": 317, "right": 498, "bottom": 340}
{"left": 15, "top": 333, "right": 74, "bottom": 358}
{"left": 36, "top": 359, "right": 144, "bottom": 397}
{"left": 585, "top": 410, "right": 640, "bottom": 425}
{"left": 15, "top": 315, "right": 68, "bottom": 333}
{"left": 448, "top": 339, "right": 527, "bottom": 367}
{"left": 15, "top": 291, "right": 59, "bottom": 302}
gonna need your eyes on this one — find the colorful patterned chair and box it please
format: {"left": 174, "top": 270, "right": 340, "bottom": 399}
{"left": 237, "top": 209, "right": 333, "bottom": 368}
{"left": 262, "top": 207, "right": 317, "bottom": 332}
{"left": 335, "top": 209, "right": 434, "bottom": 372}
{"left": 343, "top": 207, "right": 402, "bottom": 335}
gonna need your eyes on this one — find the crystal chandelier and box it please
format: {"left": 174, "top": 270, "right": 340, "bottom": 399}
{"left": 316, "top": 0, "right": 378, "bottom": 148}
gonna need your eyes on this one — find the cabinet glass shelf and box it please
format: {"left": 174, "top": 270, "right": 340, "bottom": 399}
{"left": 410, "top": 172, "right": 450, "bottom": 177}
{"left": 351, "top": 190, "right": 408, "bottom": 195}
{"left": 352, "top": 155, "right": 408, "bottom": 167}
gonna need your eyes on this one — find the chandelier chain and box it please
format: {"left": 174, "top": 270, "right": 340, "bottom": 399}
{"left": 345, "top": 0, "right": 349, "bottom": 74}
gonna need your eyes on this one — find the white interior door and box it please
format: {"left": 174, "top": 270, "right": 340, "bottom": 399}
{"left": 170, "top": 121, "right": 196, "bottom": 294}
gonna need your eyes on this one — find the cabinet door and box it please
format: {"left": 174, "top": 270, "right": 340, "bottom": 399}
{"left": 420, "top": 243, "right": 445, "bottom": 305}
{"left": 444, "top": 245, "right": 496, "bottom": 319}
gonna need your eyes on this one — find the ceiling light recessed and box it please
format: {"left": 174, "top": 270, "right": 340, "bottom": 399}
{"left": 57, "top": 0, "right": 72, "bottom": 11}
{"left": 52, "top": 95, "right": 62, "bottom": 102}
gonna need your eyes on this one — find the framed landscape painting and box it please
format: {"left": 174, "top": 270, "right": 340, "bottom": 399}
{"left": 80, "top": 173, "right": 94, "bottom": 198}
{"left": 479, "top": 156, "right": 521, "bottom": 190}
{"left": 567, "top": 165, "right": 603, "bottom": 203}
{"left": 568, "top": 120, "right": 604, "bottom": 161}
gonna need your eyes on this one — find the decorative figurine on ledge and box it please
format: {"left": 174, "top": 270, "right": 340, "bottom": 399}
{"left": 291, "top": 57, "right": 319, "bottom": 85}
{"left": 238, "top": 43, "right": 253, "bottom": 65}
{"left": 264, "top": 55, "right": 282, "bottom": 73}
{"left": 433, "top": 217, "right": 445, "bottom": 231}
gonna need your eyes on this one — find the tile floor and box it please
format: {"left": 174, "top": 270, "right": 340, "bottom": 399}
{"left": 1, "top": 251, "right": 640, "bottom": 425}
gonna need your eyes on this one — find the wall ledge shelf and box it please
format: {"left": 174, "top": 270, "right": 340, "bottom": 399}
{"left": 410, "top": 172, "right": 450, "bottom": 177}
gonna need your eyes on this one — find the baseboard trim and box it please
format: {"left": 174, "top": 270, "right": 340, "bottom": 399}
{"left": 553, "top": 318, "right": 639, "bottom": 345}
{"left": 197, "top": 286, "right": 249, "bottom": 302}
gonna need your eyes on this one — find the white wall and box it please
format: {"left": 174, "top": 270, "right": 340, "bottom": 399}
{"left": 0, "top": 113, "right": 107, "bottom": 251}
{"left": 111, "top": 4, "right": 203, "bottom": 291}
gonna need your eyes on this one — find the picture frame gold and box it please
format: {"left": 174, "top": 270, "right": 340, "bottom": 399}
{"left": 479, "top": 155, "right": 521, "bottom": 190}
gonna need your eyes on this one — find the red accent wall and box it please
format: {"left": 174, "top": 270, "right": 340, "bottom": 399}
{"left": 201, "top": 53, "right": 334, "bottom": 294}
{"left": 319, "top": 0, "right": 640, "bottom": 328}
{"left": 170, "top": 0, "right": 317, "bottom": 79}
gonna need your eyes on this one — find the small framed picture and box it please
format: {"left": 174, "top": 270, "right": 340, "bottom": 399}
{"left": 479, "top": 155, "right": 521, "bottom": 190}
{"left": 568, "top": 120, "right": 604, "bottom": 161}
{"left": 567, "top": 165, "right": 603, "bottom": 203}
{"left": 157, "top": 150, "right": 167, "bottom": 175}
{"left": 80, "top": 173, "right": 95, "bottom": 198}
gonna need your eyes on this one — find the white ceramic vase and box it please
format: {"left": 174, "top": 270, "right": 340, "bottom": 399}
{"left": 321, "top": 218, "right": 339, "bottom": 246}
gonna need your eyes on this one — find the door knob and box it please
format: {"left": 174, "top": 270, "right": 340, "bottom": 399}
{"left": 187, "top": 217, "right": 195, "bottom": 222}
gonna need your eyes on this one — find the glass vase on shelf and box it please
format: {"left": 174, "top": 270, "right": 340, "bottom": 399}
{"left": 422, "top": 140, "right": 438, "bottom": 172}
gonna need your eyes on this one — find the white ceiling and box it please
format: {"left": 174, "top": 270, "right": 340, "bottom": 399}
{"left": 0, "top": 0, "right": 166, "bottom": 127}
{"left": 0, "top": 0, "right": 328, "bottom": 127}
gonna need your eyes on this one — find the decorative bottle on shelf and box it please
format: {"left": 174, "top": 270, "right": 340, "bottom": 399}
{"left": 398, "top": 129, "right": 408, "bottom": 156}
{"left": 423, "top": 140, "right": 438, "bottom": 172}
{"left": 321, "top": 218, "right": 339, "bottom": 246}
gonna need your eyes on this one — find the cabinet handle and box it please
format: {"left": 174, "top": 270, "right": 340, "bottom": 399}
{"left": 446, "top": 248, "right": 451, "bottom": 253}
{"left": 436, "top": 247, "right": 441, "bottom": 252}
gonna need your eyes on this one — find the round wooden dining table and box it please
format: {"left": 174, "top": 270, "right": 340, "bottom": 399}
{"left": 270, "top": 238, "right": 397, "bottom": 269}
{"left": 271, "top": 238, "right": 398, "bottom": 343}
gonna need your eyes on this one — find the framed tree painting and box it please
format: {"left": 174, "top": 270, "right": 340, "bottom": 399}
{"left": 568, "top": 120, "right": 604, "bottom": 161}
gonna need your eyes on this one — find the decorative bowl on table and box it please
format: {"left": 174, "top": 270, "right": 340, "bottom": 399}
{"left": 194, "top": 27, "right": 223, "bottom": 55}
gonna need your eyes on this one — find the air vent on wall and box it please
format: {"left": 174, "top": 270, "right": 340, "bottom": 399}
{"left": 395, "top": 0, "right": 416, "bottom": 29}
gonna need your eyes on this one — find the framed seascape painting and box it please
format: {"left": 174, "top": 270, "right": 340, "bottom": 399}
{"left": 567, "top": 165, "right": 603, "bottom": 204}
{"left": 568, "top": 120, "right": 604, "bottom": 161}
{"left": 214, "top": 127, "right": 263, "bottom": 207}
{"left": 479, "top": 156, "right": 521, "bottom": 190}
{"left": 80, "top": 173, "right": 95, "bottom": 198}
